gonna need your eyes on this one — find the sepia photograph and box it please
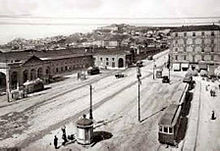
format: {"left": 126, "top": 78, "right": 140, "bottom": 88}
{"left": 0, "top": 0, "right": 220, "bottom": 151}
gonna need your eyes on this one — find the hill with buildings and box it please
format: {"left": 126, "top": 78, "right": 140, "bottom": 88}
{"left": 0, "top": 24, "right": 172, "bottom": 52}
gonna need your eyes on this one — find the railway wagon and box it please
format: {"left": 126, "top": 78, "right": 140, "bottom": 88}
{"left": 23, "top": 78, "right": 44, "bottom": 94}
{"left": 87, "top": 67, "right": 100, "bottom": 75}
{"left": 158, "top": 104, "right": 182, "bottom": 145}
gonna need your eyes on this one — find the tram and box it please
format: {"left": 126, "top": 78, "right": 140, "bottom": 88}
{"left": 158, "top": 83, "right": 189, "bottom": 145}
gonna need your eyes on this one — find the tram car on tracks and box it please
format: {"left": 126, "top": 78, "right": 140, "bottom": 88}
{"left": 158, "top": 83, "right": 189, "bottom": 145}
{"left": 158, "top": 104, "right": 182, "bottom": 145}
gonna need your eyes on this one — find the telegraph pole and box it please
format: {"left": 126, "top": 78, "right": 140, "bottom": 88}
{"left": 89, "top": 85, "right": 93, "bottom": 120}
{"left": 153, "top": 59, "right": 156, "bottom": 80}
{"left": 5, "top": 55, "right": 11, "bottom": 102}
{"left": 167, "top": 54, "right": 171, "bottom": 83}
{"left": 137, "top": 67, "right": 141, "bottom": 122}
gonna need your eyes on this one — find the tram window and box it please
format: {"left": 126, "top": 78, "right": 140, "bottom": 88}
{"left": 169, "top": 127, "right": 173, "bottom": 133}
{"left": 164, "top": 127, "right": 168, "bottom": 133}
{"left": 159, "top": 126, "right": 162, "bottom": 132}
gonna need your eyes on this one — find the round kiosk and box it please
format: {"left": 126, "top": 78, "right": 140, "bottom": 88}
{"left": 76, "top": 114, "right": 93, "bottom": 145}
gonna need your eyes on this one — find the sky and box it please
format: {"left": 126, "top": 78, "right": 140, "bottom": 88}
{"left": 0, "top": 0, "right": 220, "bottom": 44}
{"left": 0, "top": 0, "right": 220, "bottom": 18}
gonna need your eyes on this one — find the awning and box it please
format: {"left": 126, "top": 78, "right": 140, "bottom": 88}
{"left": 181, "top": 63, "right": 189, "bottom": 68}
{"left": 209, "top": 66, "right": 215, "bottom": 76}
{"left": 199, "top": 64, "right": 207, "bottom": 70}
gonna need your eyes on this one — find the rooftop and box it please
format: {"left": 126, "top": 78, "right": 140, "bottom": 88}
{"left": 0, "top": 49, "right": 92, "bottom": 63}
{"left": 94, "top": 48, "right": 131, "bottom": 55}
{"left": 171, "top": 25, "right": 220, "bottom": 32}
{"left": 158, "top": 104, "right": 181, "bottom": 126}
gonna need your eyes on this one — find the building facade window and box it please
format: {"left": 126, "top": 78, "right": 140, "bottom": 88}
{"left": 164, "top": 127, "right": 168, "bottom": 133}
{"left": 106, "top": 62, "right": 109, "bottom": 66}
{"left": 175, "top": 48, "right": 178, "bottom": 52}
{"left": 100, "top": 57, "right": 102, "bottom": 61}
{"left": 169, "top": 127, "right": 173, "bottom": 134}
{"left": 201, "top": 55, "right": 204, "bottom": 61}
{"left": 211, "top": 46, "right": 214, "bottom": 52}
{"left": 184, "top": 55, "right": 186, "bottom": 60}
{"left": 202, "top": 32, "right": 205, "bottom": 36}
{"left": 175, "top": 33, "right": 178, "bottom": 37}
{"left": 112, "top": 58, "right": 115, "bottom": 61}
{"left": 193, "top": 32, "right": 196, "bottom": 36}
{"left": 211, "top": 31, "right": 215, "bottom": 36}
{"left": 159, "top": 126, "right": 162, "bottom": 132}
{"left": 184, "top": 32, "right": 187, "bottom": 37}
{"left": 211, "top": 55, "right": 214, "bottom": 61}
{"left": 106, "top": 58, "right": 109, "bottom": 61}
{"left": 112, "top": 62, "right": 115, "bottom": 67}
{"left": 175, "top": 40, "right": 178, "bottom": 44}
{"left": 175, "top": 55, "right": 178, "bottom": 60}
{"left": 202, "top": 48, "right": 204, "bottom": 52}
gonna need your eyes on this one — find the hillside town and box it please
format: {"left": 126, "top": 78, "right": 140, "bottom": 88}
{"left": 0, "top": 24, "right": 170, "bottom": 52}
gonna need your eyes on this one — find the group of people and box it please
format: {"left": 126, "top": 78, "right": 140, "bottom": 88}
{"left": 53, "top": 126, "right": 68, "bottom": 149}
{"left": 206, "top": 84, "right": 217, "bottom": 97}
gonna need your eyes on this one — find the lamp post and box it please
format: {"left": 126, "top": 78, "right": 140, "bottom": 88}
{"left": 137, "top": 66, "right": 141, "bottom": 122}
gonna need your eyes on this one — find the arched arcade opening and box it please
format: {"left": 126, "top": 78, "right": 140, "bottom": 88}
{"left": 118, "top": 58, "right": 124, "bottom": 68}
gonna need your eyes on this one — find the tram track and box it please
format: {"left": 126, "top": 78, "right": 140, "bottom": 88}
{"left": 17, "top": 70, "right": 155, "bottom": 148}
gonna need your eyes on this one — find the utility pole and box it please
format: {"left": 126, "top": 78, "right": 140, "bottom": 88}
{"left": 153, "top": 59, "right": 156, "bottom": 80}
{"left": 5, "top": 55, "right": 11, "bottom": 102}
{"left": 89, "top": 85, "right": 93, "bottom": 120}
{"left": 137, "top": 67, "right": 141, "bottom": 122}
{"left": 167, "top": 54, "right": 171, "bottom": 83}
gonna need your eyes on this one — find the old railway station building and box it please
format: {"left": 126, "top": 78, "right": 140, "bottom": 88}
{"left": 170, "top": 25, "right": 220, "bottom": 72}
{"left": 0, "top": 49, "right": 93, "bottom": 90}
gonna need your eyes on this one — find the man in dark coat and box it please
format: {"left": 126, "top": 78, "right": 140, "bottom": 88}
{"left": 54, "top": 135, "right": 58, "bottom": 149}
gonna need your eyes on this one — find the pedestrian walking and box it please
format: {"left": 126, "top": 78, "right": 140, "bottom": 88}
{"left": 61, "top": 126, "right": 68, "bottom": 145}
{"left": 54, "top": 135, "right": 58, "bottom": 149}
{"left": 211, "top": 110, "right": 216, "bottom": 120}
{"left": 206, "top": 85, "right": 209, "bottom": 91}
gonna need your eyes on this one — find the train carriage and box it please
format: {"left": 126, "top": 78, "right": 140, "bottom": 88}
{"left": 158, "top": 104, "right": 182, "bottom": 145}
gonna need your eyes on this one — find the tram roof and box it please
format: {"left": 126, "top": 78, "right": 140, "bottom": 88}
{"left": 158, "top": 104, "right": 181, "bottom": 127}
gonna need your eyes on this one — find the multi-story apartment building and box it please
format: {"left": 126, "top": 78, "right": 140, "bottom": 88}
{"left": 170, "top": 25, "right": 220, "bottom": 72}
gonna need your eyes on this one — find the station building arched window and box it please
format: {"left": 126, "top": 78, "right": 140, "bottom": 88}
{"left": 37, "top": 68, "right": 43, "bottom": 79}
{"left": 30, "top": 69, "right": 36, "bottom": 80}
{"left": 0, "top": 72, "right": 6, "bottom": 89}
{"left": 23, "top": 70, "right": 28, "bottom": 83}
